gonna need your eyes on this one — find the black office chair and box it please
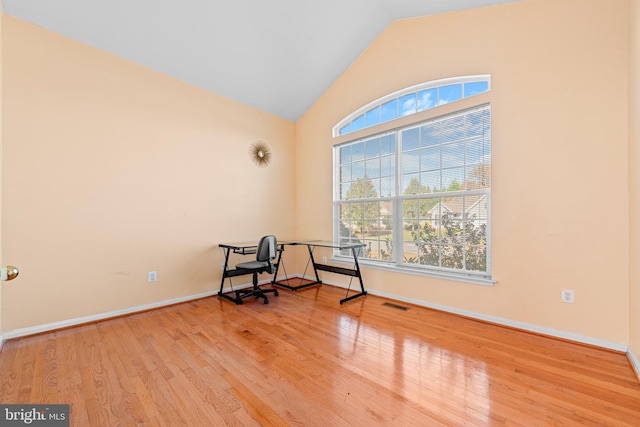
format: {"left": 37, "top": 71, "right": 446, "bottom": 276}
{"left": 234, "top": 235, "right": 279, "bottom": 304}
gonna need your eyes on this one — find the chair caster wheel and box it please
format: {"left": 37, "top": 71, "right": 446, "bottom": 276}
{"left": 264, "top": 299, "right": 269, "bottom": 304}
{"left": 274, "top": 290, "right": 279, "bottom": 296}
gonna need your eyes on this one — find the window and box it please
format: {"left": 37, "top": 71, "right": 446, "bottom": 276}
{"left": 334, "top": 104, "right": 492, "bottom": 283}
{"left": 334, "top": 75, "right": 490, "bottom": 137}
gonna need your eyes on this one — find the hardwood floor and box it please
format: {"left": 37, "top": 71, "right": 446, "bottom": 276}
{"left": 1, "top": 283, "right": 639, "bottom": 426}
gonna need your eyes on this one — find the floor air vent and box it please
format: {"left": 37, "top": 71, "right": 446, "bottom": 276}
{"left": 382, "top": 302, "right": 409, "bottom": 311}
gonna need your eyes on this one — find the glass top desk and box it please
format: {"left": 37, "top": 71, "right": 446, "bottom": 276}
{"left": 217, "top": 241, "right": 284, "bottom": 305}
{"left": 218, "top": 240, "right": 367, "bottom": 304}
{"left": 275, "top": 240, "right": 367, "bottom": 304}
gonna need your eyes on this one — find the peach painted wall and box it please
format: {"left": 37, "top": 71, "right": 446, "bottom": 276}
{"left": 630, "top": 0, "right": 640, "bottom": 363}
{"left": 0, "top": 2, "right": 3, "bottom": 338}
{"left": 297, "top": 0, "right": 630, "bottom": 344}
{"left": 1, "top": 16, "right": 296, "bottom": 332}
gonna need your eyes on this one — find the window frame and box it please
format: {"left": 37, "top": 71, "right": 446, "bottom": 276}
{"left": 333, "top": 101, "right": 494, "bottom": 286}
{"left": 333, "top": 75, "right": 491, "bottom": 138}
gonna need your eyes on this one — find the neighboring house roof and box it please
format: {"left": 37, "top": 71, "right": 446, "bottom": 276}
{"left": 428, "top": 194, "right": 487, "bottom": 217}
{"left": 380, "top": 201, "right": 393, "bottom": 217}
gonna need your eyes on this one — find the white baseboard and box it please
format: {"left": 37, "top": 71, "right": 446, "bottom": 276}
{"left": 1, "top": 278, "right": 272, "bottom": 342}
{"left": 0, "top": 274, "right": 632, "bottom": 359}
{"left": 311, "top": 274, "right": 629, "bottom": 353}
{"left": 628, "top": 346, "right": 640, "bottom": 381}
{"left": 2, "top": 289, "right": 217, "bottom": 341}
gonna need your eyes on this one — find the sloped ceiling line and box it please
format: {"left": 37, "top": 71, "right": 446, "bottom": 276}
{"left": 2, "top": 0, "right": 520, "bottom": 121}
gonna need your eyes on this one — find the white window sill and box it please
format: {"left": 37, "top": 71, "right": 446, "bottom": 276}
{"left": 332, "top": 256, "right": 496, "bottom": 287}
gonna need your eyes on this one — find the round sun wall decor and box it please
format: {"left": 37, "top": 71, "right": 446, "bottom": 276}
{"left": 250, "top": 141, "right": 272, "bottom": 167}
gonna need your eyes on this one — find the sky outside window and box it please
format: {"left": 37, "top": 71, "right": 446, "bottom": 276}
{"left": 335, "top": 76, "right": 490, "bottom": 137}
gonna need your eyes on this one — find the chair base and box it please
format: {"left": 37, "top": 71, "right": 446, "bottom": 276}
{"left": 234, "top": 272, "right": 279, "bottom": 304}
{"left": 235, "top": 287, "right": 278, "bottom": 304}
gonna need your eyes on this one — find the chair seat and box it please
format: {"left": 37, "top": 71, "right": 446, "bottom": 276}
{"left": 230, "top": 235, "right": 278, "bottom": 304}
{"left": 236, "top": 260, "right": 270, "bottom": 270}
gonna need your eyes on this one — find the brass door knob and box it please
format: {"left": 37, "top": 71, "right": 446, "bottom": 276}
{"left": 0, "top": 266, "right": 19, "bottom": 281}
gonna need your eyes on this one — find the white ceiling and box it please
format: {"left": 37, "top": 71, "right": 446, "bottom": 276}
{"left": 2, "top": 0, "right": 520, "bottom": 121}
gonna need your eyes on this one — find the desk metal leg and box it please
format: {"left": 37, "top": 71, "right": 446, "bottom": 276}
{"left": 270, "top": 242, "right": 367, "bottom": 303}
{"left": 307, "top": 245, "right": 322, "bottom": 284}
{"left": 270, "top": 244, "right": 288, "bottom": 285}
{"left": 339, "top": 247, "right": 367, "bottom": 304}
{"left": 273, "top": 244, "right": 323, "bottom": 291}
{"left": 218, "top": 247, "right": 244, "bottom": 304}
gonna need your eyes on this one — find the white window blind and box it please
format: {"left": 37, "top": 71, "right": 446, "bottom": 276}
{"left": 334, "top": 104, "right": 491, "bottom": 280}
{"left": 399, "top": 105, "right": 491, "bottom": 275}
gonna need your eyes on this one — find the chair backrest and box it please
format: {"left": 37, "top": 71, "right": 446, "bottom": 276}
{"left": 256, "top": 235, "right": 277, "bottom": 262}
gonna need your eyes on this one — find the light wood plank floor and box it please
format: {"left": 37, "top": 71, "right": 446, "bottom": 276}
{"left": 1, "top": 283, "right": 639, "bottom": 426}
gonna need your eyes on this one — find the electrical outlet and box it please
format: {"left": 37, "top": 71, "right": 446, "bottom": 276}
{"left": 561, "top": 289, "right": 574, "bottom": 303}
{"left": 148, "top": 271, "right": 157, "bottom": 282}
{"left": 221, "top": 263, "right": 225, "bottom": 271}
{"left": 322, "top": 256, "right": 327, "bottom": 264}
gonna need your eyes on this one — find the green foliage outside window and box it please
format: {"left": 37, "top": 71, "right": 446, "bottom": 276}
{"left": 407, "top": 211, "right": 486, "bottom": 272}
{"left": 342, "top": 177, "right": 379, "bottom": 236}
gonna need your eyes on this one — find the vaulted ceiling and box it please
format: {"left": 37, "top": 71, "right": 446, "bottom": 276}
{"left": 2, "top": 0, "right": 521, "bottom": 121}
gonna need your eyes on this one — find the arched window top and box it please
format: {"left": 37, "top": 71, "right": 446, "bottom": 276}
{"left": 333, "top": 75, "right": 490, "bottom": 137}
